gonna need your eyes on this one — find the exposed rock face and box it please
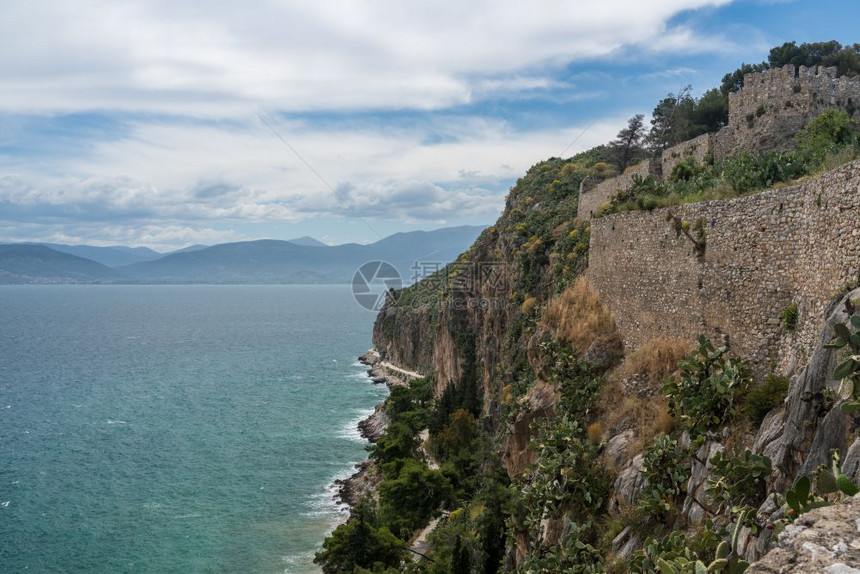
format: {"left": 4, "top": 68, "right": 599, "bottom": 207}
{"left": 612, "top": 526, "right": 639, "bottom": 560}
{"left": 754, "top": 288, "right": 860, "bottom": 493}
{"left": 357, "top": 403, "right": 389, "bottom": 442}
{"left": 682, "top": 440, "right": 725, "bottom": 525}
{"left": 612, "top": 454, "right": 645, "bottom": 509}
{"left": 373, "top": 227, "right": 526, "bottom": 422}
{"left": 843, "top": 439, "right": 860, "bottom": 485}
{"left": 747, "top": 495, "right": 860, "bottom": 573}
{"left": 335, "top": 460, "right": 381, "bottom": 508}
{"left": 605, "top": 430, "right": 636, "bottom": 470}
{"left": 502, "top": 380, "right": 559, "bottom": 477}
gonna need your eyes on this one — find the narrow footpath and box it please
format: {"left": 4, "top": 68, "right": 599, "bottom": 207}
{"left": 409, "top": 428, "right": 443, "bottom": 561}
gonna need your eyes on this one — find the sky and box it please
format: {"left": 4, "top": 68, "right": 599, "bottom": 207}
{"left": 1, "top": 0, "right": 859, "bottom": 251}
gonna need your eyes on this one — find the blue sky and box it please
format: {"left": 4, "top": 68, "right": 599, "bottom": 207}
{"left": 1, "top": 0, "right": 858, "bottom": 250}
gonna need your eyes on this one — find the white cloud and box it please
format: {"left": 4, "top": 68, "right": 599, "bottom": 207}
{"left": 0, "top": 1, "right": 747, "bottom": 248}
{"left": 0, "top": 114, "right": 622, "bottom": 247}
{"left": 0, "top": 0, "right": 735, "bottom": 114}
{"left": 0, "top": 220, "right": 244, "bottom": 252}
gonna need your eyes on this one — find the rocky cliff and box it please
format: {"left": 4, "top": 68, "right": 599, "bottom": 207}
{"left": 369, "top": 146, "right": 860, "bottom": 570}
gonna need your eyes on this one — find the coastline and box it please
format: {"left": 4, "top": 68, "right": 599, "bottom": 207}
{"left": 333, "top": 348, "right": 421, "bottom": 510}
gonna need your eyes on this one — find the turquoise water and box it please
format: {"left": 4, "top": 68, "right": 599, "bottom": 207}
{"left": 0, "top": 285, "right": 387, "bottom": 573}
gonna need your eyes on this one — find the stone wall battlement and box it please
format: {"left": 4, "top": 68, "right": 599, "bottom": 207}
{"left": 579, "top": 65, "right": 860, "bottom": 221}
{"left": 587, "top": 159, "right": 860, "bottom": 374}
{"left": 729, "top": 65, "right": 860, "bottom": 132}
{"left": 718, "top": 64, "right": 860, "bottom": 158}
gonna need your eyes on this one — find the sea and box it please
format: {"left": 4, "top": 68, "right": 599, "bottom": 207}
{"left": 0, "top": 285, "right": 389, "bottom": 573}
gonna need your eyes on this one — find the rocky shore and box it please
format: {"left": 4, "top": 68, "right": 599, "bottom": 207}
{"left": 334, "top": 349, "right": 422, "bottom": 510}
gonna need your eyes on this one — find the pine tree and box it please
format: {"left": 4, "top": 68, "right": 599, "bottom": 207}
{"left": 608, "top": 114, "right": 646, "bottom": 171}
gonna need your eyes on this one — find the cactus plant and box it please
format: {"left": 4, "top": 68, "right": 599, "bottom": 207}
{"left": 824, "top": 313, "right": 860, "bottom": 415}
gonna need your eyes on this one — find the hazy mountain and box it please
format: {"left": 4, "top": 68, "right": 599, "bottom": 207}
{"left": 1, "top": 226, "right": 486, "bottom": 284}
{"left": 287, "top": 236, "right": 327, "bottom": 247}
{"left": 121, "top": 225, "right": 486, "bottom": 284}
{"left": 0, "top": 245, "right": 121, "bottom": 283}
{"left": 164, "top": 244, "right": 209, "bottom": 256}
{"left": 34, "top": 243, "right": 163, "bottom": 267}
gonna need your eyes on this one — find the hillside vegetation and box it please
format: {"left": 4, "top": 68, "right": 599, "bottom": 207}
{"left": 319, "top": 41, "right": 860, "bottom": 573}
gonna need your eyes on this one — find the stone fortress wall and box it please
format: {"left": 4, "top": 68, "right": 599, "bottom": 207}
{"left": 661, "top": 133, "right": 714, "bottom": 178}
{"left": 715, "top": 65, "right": 860, "bottom": 159}
{"left": 576, "top": 159, "right": 660, "bottom": 220}
{"left": 588, "top": 159, "right": 860, "bottom": 373}
{"left": 577, "top": 64, "right": 860, "bottom": 221}
{"left": 582, "top": 64, "right": 860, "bottom": 373}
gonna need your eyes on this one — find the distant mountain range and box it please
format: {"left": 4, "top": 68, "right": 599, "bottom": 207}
{"left": 0, "top": 244, "right": 122, "bottom": 284}
{"left": 0, "top": 226, "right": 485, "bottom": 284}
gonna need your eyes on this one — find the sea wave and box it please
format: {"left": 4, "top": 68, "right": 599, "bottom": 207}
{"left": 336, "top": 409, "right": 375, "bottom": 443}
{"left": 281, "top": 549, "right": 320, "bottom": 574}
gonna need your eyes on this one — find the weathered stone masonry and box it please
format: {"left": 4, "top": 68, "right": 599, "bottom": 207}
{"left": 715, "top": 64, "right": 860, "bottom": 158}
{"left": 577, "top": 159, "right": 660, "bottom": 220}
{"left": 588, "top": 160, "right": 860, "bottom": 373}
{"left": 661, "top": 133, "right": 714, "bottom": 178}
{"left": 577, "top": 65, "right": 860, "bottom": 222}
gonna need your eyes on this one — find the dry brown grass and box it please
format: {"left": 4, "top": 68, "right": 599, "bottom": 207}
{"left": 599, "top": 381, "right": 671, "bottom": 454}
{"left": 594, "top": 336, "right": 689, "bottom": 454}
{"left": 541, "top": 276, "right": 620, "bottom": 355}
{"left": 587, "top": 421, "right": 603, "bottom": 445}
{"left": 614, "top": 336, "right": 691, "bottom": 386}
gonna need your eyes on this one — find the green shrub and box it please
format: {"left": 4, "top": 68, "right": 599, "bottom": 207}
{"left": 539, "top": 339, "right": 601, "bottom": 422}
{"left": 781, "top": 303, "right": 799, "bottom": 331}
{"left": 663, "top": 336, "right": 749, "bottom": 442}
{"left": 824, "top": 313, "right": 860, "bottom": 416}
{"left": 368, "top": 422, "right": 418, "bottom": 468}
{"left": 379, "top": 458, "right": 453, "bottom": 539}
{"left": 314, "top": 499, "right": 404, "bottom": 573}
{"left": 515, "top": 415, "right": 610, "bottom": 544}
{"left": 669, "top": 158, "right": 703, "bottom": 183}
{"left": 514, "top": 521, "right": 605, "bottom": 573}
{"left": 386, "top": 377, "right": 432, "bottom": 432}
{"left": 796, "top": 109, "right": 858, "bottom": 168}
{"left": 706, "top": 449, "right": 772, "bottom": 522}
{"left": 722, "top": 151, "right": 808, "bottom": 194}
{"left": 638, "top": 434, "right": 690, "bottom": 521}
{"left": 744, "top": 374, "right": 790, "bottom": 426}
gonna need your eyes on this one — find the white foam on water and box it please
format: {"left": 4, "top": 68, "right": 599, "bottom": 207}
{"left": 303, "top": 465, "right": 357, "bottom": 524}
{"left": 1, "top": 501, "right": 10, "bottom": 507}
{"left": 336, "top": 409, "right": 374, "bottom": 443}
{"left": 281, "top": 549, "right": 319, "bottom": 573}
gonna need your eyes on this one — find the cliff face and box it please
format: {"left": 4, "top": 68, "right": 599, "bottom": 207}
{"left": 373, "top": 156, "right": 593, "bottom": 421}
{"left": 370, "top": 153, "right": 860, "bottom": 568}
{"left": 747, "top": 494, "right": 860, "bottom": 572}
